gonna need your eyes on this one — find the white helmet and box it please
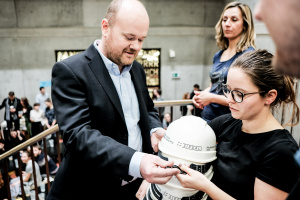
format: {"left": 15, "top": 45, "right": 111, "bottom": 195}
{"left": 145, "top": 116, "right": 217, "bottom": 200}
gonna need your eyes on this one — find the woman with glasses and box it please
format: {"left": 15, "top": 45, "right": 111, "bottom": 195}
{"left": 176, "top": 49, "right": 300, "bottom": 200}
{"left": 193, "top": 2, "right": 255, "bottom": 122}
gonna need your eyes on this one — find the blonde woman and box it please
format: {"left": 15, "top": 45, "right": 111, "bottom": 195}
{"left": 193, "top": 2, "right": 256, "bottom": 122}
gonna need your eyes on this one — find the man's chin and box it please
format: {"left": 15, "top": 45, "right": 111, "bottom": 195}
{"left": 273, "top": 54, "right": 300, "bottom": 78}
{"left": 122, "top": 57, "right": 136, "bottom": 66}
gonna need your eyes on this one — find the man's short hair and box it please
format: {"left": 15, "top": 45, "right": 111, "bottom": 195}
{"left": 193, "top": 84, "right": 200, "bottom": 89}
{"left": 8, "top": 91, "right": 14, "bottom": 97}
{"left": 39, "top": 86, "right": 45, "bottom": 91}
{"left": 45, "top": 98, "right": 51, "bottom": 103}
{"left": 33, "top": 103, "right": 40, "bottom": 107}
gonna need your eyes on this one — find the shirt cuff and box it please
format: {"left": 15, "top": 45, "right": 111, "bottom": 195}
{"left": 128, "top": 151, "right": 146, "bottom": 178}
{"left": 150, "top": 127, "right": 164, "bottom": 136}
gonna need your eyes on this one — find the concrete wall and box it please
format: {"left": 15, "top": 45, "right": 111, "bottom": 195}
{"left": 1, "top": 0, "right": 298, "bottom": 144}
{"left": 0, "top": 0, "right": 222, "bottom": 119}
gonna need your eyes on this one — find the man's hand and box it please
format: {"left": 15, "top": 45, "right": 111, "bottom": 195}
{"left": 151, "top": 128, "right": 166, "bottom": 153}
{"left": 140, "top": 154, "right": 179, "bottom": 184}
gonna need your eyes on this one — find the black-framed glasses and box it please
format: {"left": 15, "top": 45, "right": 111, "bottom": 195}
{"left": 222, "top": 84, "right": 265, "bottom": 103}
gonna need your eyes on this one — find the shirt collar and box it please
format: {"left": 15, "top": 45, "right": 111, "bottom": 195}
{"left": 93, "top": 39, "right": 132, "bottom": 76}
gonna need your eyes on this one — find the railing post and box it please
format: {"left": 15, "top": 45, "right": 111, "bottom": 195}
{"left": 43, "top": 138, "right": 51, "bottom": 193}
{"left": 30, "top": 144, "right": 39, "bottom": 200}
{"left": 2, "top": 159, "right": 11, "bottom": 200}
{"left": 170, "top": 106, "right": 173, "bottom": 122}
{"left": 56, "top": 132, "right": 61, "bottom": 165}
{"left": 17, "top": 153, "right": 26, "bottom": 199}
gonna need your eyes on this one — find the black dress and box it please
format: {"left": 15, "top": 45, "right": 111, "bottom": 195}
{"left": 207, "top": 113, "right": 300, "bottom": 199}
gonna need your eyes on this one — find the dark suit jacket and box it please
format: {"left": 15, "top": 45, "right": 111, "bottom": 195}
{"left": 0, "top": 97, "right": 22, "bottom": 121}
{"left": 47, "top": 44, "right": 162, "bottom": 199}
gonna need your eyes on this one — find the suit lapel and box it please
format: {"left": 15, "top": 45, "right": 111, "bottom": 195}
{"left": 85, "top": 44, "right": 125, "bottom": 123}
{"left": 130, "top": 63, "right": 148, "bottom": 126}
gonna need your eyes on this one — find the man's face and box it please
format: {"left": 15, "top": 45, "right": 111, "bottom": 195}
{"left": 40, "top": 88, "right": 45, "bottom": 95}
{"left": 34, "top": 105, "right": 40, "bottom": 111}
{"left": 21, "top": 152, "right": 30, "bottom": 164}
{"left": 33, "top": 147, "right": 41, "bottom": 157}
{"left": 102, "top": 7, "right": 149, "bottom": 68}
{"left": 255, "top": 0, "right": 300, "bottom": 78}
{"left": 8, "top": 95, "right": 14, "bottom": 101}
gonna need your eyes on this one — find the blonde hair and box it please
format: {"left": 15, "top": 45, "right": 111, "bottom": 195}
{"left": 215, "top": 2, "right": 256, "bottom": 52}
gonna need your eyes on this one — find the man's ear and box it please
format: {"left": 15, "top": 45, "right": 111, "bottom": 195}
{"left": 265, "top": 89, "right": 277, "bottom": 105}
{"left": 101, "top": 18, "right": 110, "bottom": 37}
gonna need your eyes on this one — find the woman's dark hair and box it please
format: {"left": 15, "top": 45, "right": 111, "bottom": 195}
{"left": 230, "top": 49, "right": 299, "bottom": 126}
{"left": 21, "top": 97, "right": 30, "bottom": 108}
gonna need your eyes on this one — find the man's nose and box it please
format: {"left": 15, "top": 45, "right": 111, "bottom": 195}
{"left": 130, "top": 40, "right": 141, "bottom": 50}
{"left": 254, "top": 1, "right": 263, "bottom": 21}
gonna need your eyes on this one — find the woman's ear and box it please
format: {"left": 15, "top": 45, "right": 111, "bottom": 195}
{"left": 265, "top": 89, "right": 277, "bottom": 105}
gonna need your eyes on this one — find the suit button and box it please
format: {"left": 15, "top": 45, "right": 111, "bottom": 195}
{"left": 124, "top": 135, "right": 128, "bottom": 140}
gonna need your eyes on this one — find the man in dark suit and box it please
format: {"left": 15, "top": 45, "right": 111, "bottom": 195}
{"left": 0, "top": 91, "right": 22, "bottom": 131}
{"left": 47, "top": 0, "right": 179, "bottom": 199}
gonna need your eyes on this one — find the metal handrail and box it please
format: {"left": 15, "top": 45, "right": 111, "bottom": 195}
{"left": 0, "top": 99, "right": 193, "bottom": 160}
{"left": 0, "top": 124, "right": 59, "bottom": 160}
{"left": 154, "top": 99, "right": 192, "bottom": 107}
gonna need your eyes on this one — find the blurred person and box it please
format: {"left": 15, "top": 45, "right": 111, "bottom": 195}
{"left": 0, "top": 130, "right": 5, "bottom": 154}
{"left": 35, "top": 86, "right": 49, "bottom": 112}
{"left": 153, "top": 88, "right": 165, "bottom": 120}
{"left": 20, "top": 97, "right": 32, "bottom": 137}
{"left": 9, "top": 150, "right": 43, "bottom": 199}
{"left": 20, "top": 150, "right": 42, "bottom": 193}
{"left": 0, "top": 91, "right": 22, "bottom": 130}
{"left": 254, "top": 1, "right": 300, "bottom": 199}
{"left": 32, "top": 144, "right": 59, "bottom": 175}
{"left": 189, "top": 84, "right": 202, "bottom": 117}
{"left": 30, "top": 103, "right": 44, "bottom": 138}
{"left": 44, "top": 98, "right": 56, "bottom": 130}
{"left": 189, "top": 84, "right": 200, "bottom": 100}
{"left": 48, "top": 0, "right": 179, "bottom": 199}
{"left": 162, "top": 112, "right": 171, "bottom": 129}
{"left": 0, "top": 171, "right": 8, "bottom": 200}
{"left": 175, "top": 50, "right": 299, "bottom": 199}
{"left": 193, "top": 2, "right": 255, "bottom": 122}
{"left": 6, "top": 128, "right": 26, "bottom": 151}
{"left": 180, "top": 92, "right": 190, "bottom": 116}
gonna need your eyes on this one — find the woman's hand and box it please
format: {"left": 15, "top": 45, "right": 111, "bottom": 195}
{"left": 136, "top": 180, "right": 150, "bottom": 200}
{"left": 193, "top": 91, "right": 213, "bottom": 109}
{"left": 175, "top": 164, "right": 210, "bottom": 192}
{"left": 197, "top": 91, "right": 213, "bottom": 108}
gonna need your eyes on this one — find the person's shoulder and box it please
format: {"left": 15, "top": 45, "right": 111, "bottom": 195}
{"left": 208, "top": 113, "right": 236, "bottom": 130}
{"left": 54, "top": 44, "right": 94, "bottom": 68}
{"left": 243, "top": 46, "right": 255, "bottom": 53}
{"left": 213, "top": 50, "right": 223, "bottom": 63}
{"left": 267, "top": 129, "right": 299, "bottom": 150}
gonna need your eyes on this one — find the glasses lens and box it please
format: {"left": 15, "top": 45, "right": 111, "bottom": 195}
{"left": 232, "top": 90, "right": 243, "bottom": 103}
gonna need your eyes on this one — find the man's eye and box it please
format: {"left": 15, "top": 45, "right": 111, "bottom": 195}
{"left": 126, "top": 37, "right": 133, "bottom": 40}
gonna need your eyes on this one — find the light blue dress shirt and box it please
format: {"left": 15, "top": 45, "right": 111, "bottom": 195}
{"left": 93, "top": 40, "right": 145, "bottom": 180}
